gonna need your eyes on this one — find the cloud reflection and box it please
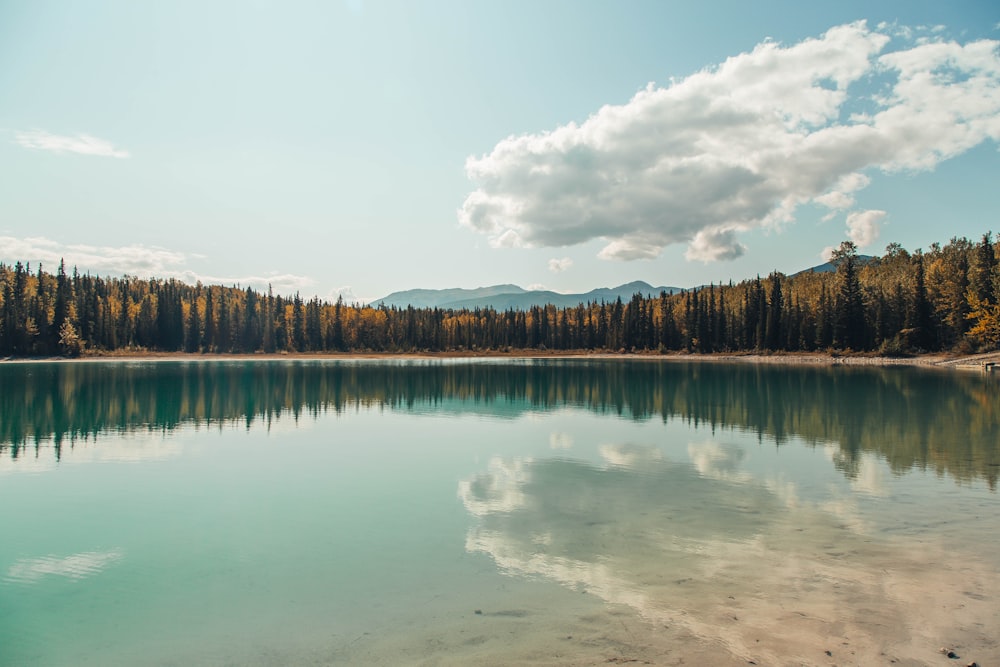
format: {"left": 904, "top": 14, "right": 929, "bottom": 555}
{"left": 457, "top": 457, "right": 532, "bottom": 516}
{"left": 0, "top": 437, "right": 182, "bottom": 475}
{"left": 598, "top": 442, "right": 662, "bottom": 468}
{"left": 459, "top": 449, "right": 998, "bottom": 664}
{"left": 548, "top": 432, "right": 573, "bottom": 450}
{"left": 5, "top": 549, "right": 123, "bottom": 584}
{"left": 687, "top": 441, "right": 751, "bottom": 483}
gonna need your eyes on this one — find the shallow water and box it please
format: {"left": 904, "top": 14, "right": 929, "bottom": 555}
{"left": 1, "top": 359, "right": 998, "bottom": 665}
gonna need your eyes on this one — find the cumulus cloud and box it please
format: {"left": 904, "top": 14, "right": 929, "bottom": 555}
{"left": 685, "top": 228, "right": 746, "bottom": 262}
{"left": 845, "top": 209, "right": 886, "bottom": 248}
{"left": 15, "top": 130, "right": 130, "bottom": 158}
{"left": 597, "top": 236, "right": 663, "bottom": 261}
{"left": 460, "top": 21, "right": 1000, "bottom": 262}
{"left": 814, "top": 173, "right": 871, "bottom": 211}
{"left": 0, "top": 236, "right": 313, "bottom": 293}
{"left": 547, "top": 256, "right": 573, "bottom": 273}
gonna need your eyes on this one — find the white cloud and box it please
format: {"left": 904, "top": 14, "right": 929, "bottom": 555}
{"left": 1, "top": 236, "right": 184, "bottom": 274}
{"left": 189, "top": 271, "right": 313, "bottom": 294}
{"left": 460, "top": 21, "right": 1000, "bottom": 262}
{"left": 490, "top": 229, "right": 525, "bottom": 248}
{"left": 814, "top": 173, "right": 871, "bottom": 211}
{"left": 597, "top": 236, "right": 663, "bottom": 261}
{"left": 547, "top": 256, "right": 573, "bottom": 273}
{"left": 327, "top": 285, "right": 373, "bottom": 305}
{"left": 15, "top": 130, "right": 130, "bottom": 158}
{"left": 684, "top": 228, "right": 747, "bottom": 262}
{"left": 0, "top": 236, "right": 313, "bottom": 294}
{"left": 845, "top": 209, "right": 886, "bottom": 248}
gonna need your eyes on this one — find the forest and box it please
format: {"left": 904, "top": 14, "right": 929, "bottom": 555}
{"left": 1, "top": 234, "right": 998, "bottom": 357}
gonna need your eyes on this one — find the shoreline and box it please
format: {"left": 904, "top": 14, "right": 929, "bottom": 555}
{"left": 4, "top": 349, "right": 999, "bottom": 370}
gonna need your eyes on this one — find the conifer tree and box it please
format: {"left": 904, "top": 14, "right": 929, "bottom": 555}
{"left": 908, "top": 251, "right": 935, "bottom": 350}
{"left": 186, "top": 289, "right": 202, "bottom": 353}
{"left": 832, "top": 242, "right": 865, "bottom": 350}
{"left": 765, "top": 273, "right": 783, "bottom": 351}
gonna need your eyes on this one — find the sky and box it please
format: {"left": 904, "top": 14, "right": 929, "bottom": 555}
{"left": 1, "top": 0, "right": 998, "bottom": 302}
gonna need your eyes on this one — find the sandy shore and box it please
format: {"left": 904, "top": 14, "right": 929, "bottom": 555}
{"left": 5, "top": 349, "right": 1000, "bottom": 370}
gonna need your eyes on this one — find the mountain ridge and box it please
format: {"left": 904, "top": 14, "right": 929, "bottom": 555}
{"left": 373, "top": 281, "right": 681, "bottom": 311}
{"left": 371, "top": 257, "right": 873, "bottom": 310}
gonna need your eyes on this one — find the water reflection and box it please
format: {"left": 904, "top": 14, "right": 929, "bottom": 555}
{"left": 4, "top": 549, "right": 123, "bottom": 584}
{"left": 1, "top": 359, "right": 997, "bottom": 486}
{"left": 458, "top": 448, "right": 999, "bottom": 664}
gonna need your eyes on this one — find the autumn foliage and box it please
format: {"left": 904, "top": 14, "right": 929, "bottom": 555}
{"left": 2, "top": 234, "right": 998, "bottom": 357}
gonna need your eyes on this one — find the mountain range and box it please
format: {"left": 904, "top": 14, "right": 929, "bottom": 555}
{"left": 372, "top": 281, "right": 681, "bottom": 311}
{"left": 371, "top": 257, "right": 872, "bottom": 311}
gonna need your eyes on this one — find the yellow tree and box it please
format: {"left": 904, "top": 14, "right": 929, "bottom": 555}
{"left": 966, "top": 290, "right": 1000, "bottom": 348}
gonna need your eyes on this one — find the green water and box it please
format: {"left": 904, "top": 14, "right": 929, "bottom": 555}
{"left": 1, "top": 359, "right": 998, "bottom": 666}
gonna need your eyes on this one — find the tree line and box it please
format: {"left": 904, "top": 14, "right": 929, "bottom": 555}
{"left": 1, "top": 234, "right": 998, "bottom": 358}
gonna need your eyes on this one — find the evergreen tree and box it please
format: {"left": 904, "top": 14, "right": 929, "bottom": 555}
{"left": 971, "top": 232, "right": 997, "bottom": 304}
{"left": 186, "top": 289, "right": 202, "bottom": 353}
{"left": 908, "top": 251, "right": 935, "bottom": 350}
{"left": 204, "top": 288, "right": 216, "bottom": 351}
{"left": 53, "top": 259, "right": 74, "bottom": 350}
{"left": 292, "top": 292, "right": 305, "bottom": 351}
{"left": 832, "top": 242, "right": 865, "bottom": 350}
{"left": 765, "top": 273, "right": 783, "bottom": 351}
{"left": 263, "top": 285, "right": 276, "bottom": 353}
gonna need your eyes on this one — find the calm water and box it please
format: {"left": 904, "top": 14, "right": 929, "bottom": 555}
{"left": 1, "top": 359, "right": 998, "bottom": 666}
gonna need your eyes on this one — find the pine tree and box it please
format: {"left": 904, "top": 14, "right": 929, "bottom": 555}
{"left": 292, "top": 292, "right": 305, "bottom": 351}
{"left": 186, "top": 289, "right": 202, "bottom": 353}
{"left": 908, "top": 251, "right": 935, "bottom": 350}
{"left": 765, "top": 273, "right": 783, "bottom": 351}
{"left": 832, "top": 242, "right": 865, "bottom": 350}
{"left": 53, "top": 259, "right": 74, "bottom": 350}
{"left": 971, "top": 232, "right": 997, "bottom": 304}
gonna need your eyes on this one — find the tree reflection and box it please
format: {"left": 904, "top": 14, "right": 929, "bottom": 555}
{"left": 1, "top": 359, "right": 996, "bottom": 486}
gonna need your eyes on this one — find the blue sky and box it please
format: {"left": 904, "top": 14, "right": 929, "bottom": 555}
{"left": 1, "top": 0, "right": 998, "bottom": 302}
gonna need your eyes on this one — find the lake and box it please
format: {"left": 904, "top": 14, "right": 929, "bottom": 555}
{"left": 1, "top": 358, "right": 998, "bottom": 666}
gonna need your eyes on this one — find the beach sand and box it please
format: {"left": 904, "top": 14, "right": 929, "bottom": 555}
{"left": 5, "top": 348, "right": 1000, "bottom": 370}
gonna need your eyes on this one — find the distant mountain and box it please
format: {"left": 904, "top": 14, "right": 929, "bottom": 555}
{"left": 792, "top": 255, "right": 875, "bottom": 276}
{"left": 371, "top": 284, "right": 524, "bottom": 309}
{"left": 373, "top": 256, "right": 880, "bottom": 311}
{"left": 373, "top": 280, "right": 680, "bottom": 311}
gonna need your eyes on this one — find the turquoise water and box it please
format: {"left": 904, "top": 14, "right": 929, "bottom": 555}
{"left": 1, "top": 359, "right": 998, "bottom": 666}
